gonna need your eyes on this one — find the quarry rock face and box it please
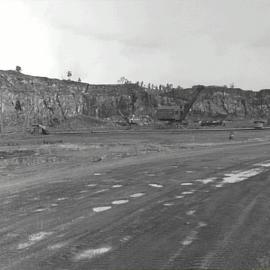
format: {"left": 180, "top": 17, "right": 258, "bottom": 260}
{"left": 0, "top": 70, "right": 155, "bottom": 129}
{"left": 0, "top": 70, "right": 269, "bottom": 130}
{"left": 158, "top": 86, "right": 270, "bottom": 120}
{"left": 192, "top": 87, "right": 262, "bottom": 119}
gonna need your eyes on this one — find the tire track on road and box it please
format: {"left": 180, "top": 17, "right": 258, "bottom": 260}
{"left": 198, "top": 196, "right": 258, "bottom": 269}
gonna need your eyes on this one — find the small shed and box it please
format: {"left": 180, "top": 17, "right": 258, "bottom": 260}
{"left": 156, "top": 106, "right": 182, "bottom": 121}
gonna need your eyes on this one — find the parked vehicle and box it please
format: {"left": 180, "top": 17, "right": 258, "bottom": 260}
{"left": 254, "top": 120, "right": 265, "bottom": 130}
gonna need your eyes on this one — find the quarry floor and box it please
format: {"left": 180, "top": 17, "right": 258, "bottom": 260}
{"left": 1, "top": 129, "right": 270, "bottom": 269}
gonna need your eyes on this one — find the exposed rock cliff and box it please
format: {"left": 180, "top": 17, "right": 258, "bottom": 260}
{"left": 0, "top": 70, "right": 155, "bottom": 129}
{"left": 159, "top": 86, "right": 270, "bottom": 120}
{"left": 0, "top": 70, "right": 269, "bottom": 130}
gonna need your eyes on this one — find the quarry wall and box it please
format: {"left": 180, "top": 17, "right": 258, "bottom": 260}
{"left": 0, "top": 70, "right": 155, "bottom": 129}
{"left": 0, "top": 70, "right": 270, "bottom": 130}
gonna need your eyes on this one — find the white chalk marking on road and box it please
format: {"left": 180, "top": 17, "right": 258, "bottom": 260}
{"left": 196, "top": 177, "right": 217, "bottom": 184}
{"left": 74, "top": 246, "right": 112, "bottom": 261}
{"left": 93, "top": 189, "right": 109, "bottom": 194}
{"left": 186, "top": 171, "right": 194, "bottom": 173}
{"left": 93, "top": 173, "right": 102, "bottom": 176}
{"left": 198, "top": 221, "right": 207, "bottom": 227}
{"left": 57, "top": 197, "right": 68, "bottom": 201}
{"left": 164, "top": 203, "right": 174, "bottom": 206}
{"left": 34, "top": 208, "right": 47, "bottom": 212}
{"left": 255, "top": 161, "right": 270, "bottom": 167}
{"left": 112, "top": 200, "right": 129, "bottom": 205}
{"left": 130, "top": 193, "right": 145, "bottom": 198}
{"left": 222, "top": 168, "right": 264, "bottom": 184}
{"left": 30, "top": 232, "right": 53, "bottom": 241}
{"left": 120, "top": 235, "right": 132, "bottom": 243}
{"left": 230, "top": 170, "right": 241, "bottom": 174}
{"left": 186, "top": 210, "right": 196, "bottom": 216}
{"left": 215, "top": 184, "right": 223, "bottom": 188}
{"left": 51, "top": 203, "right": 58, "bottom": 207}
{"left": 175, "top": 195, "right": 184, "bottom": 199}
{"left": 182, "top": 191, "right": 194, "bottom": 195}
{"left": 17, "top": 242, "right": 32, "bottom": 249}
{"left": 76, "top": 196, "right": 85, "bottom": 200}
{"left": 48, "top": 242, "right": 67, "bottom": 250}
{"left": 93, "top": 206, "right": 112, "bottom": 213}
{"left": 87, "top": 184, "right": 97, "bottom": 187}
{"left": 79, "top": 190, "right": 88, "bottom": 193}
{"left": 149, "top": 184, "right": 163, "bottom": 188}
{"left": 112, "top": 184, "right": 122, "bottom": 188}
{"left": 181, "top": 183, "right": 193, "bottom": 186}
{"left": 18, "top": 232, "right": 53, "bottom": 249}
{"left": 182, "top": 232, "right": 197, "bottom": 246}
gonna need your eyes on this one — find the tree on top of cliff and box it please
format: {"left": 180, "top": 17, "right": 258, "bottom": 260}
{"left": 117, "top": 76, "right": 131, "bottom": 84}
{"left": 67, "top": 71, "right": 72, "bottom": 80}
{"left": 16, "top": 66, "right": 22, "bottom": 73}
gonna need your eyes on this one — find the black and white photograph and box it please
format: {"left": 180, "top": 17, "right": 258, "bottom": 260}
{"left": 1, "top": 0, "right": 270, "bottom": 269}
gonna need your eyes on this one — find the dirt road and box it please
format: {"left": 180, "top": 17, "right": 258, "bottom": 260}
{"left": 1, "top": 132, "right": 270, "bottom": 269}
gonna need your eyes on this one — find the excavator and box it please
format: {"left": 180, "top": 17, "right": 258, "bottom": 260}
{"left": 156, "top": 85, "right": 205, "bottom": 124}
{"left": 117, "top": 85, "right": 205, "bottom": 128}
{"left": 179, "top": 85, "right": 205, "bottom": 122}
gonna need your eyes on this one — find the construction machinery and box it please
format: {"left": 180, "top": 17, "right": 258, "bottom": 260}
{"left": 156, "top": 85, "right": 205, "bottom": 124}
{"left": 30, "top": 124, "right": 49, "bottom": 135}
{"left": 117, "top": 109, "right": 135, "bottom": 128}
{"left": 254, "top": 120, "right": 265, "bottom": 130}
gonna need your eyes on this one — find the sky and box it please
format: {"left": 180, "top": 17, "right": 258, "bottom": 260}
{"left": 0, "top": 0, "right": 270, "bottom": 90}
